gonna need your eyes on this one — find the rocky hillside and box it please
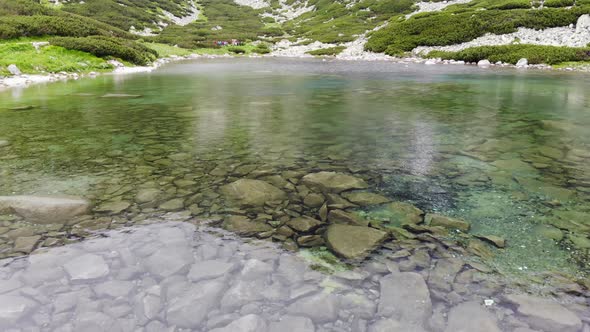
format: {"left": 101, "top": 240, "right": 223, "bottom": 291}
{"left": 2, "top": 0, "right": 590, "bottom": 70}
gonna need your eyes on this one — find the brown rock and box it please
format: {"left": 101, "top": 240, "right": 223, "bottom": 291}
{"left": 328, "top": 210, "right": 368, "bottom": 227}
{"left": 425, "top": 214, "right": 470, "bottom": 232}
{"left": 297, "top": 235, "right": 325, "bottom": 247}
{"left": 286, "top": 216, "right": 323, "bottom": 233}
{"left": 325, "top": 224, "right": 388, "bottom": 260}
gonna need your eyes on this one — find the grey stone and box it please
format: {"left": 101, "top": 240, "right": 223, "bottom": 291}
{"left": 504, "top": 294, "right": 582, "bottom": 332}
{"left": 0, "top": 196, "right": 90, "bottom": 224}
{"left": 269, "top": 315, "right": 315, "bottom": 332}
{"left": 428, "top": 258, "right": 464, "bottom": 292}
{"left": 210, "top": 314, "right": 268, "bottom": 332}
{"left": 287, "top": 292, "right": 339, "bottom": 323}
{"left": 444, "top": 301, "right": 501, "bottom": 332}
{"left": 166, "top": 280, "right": 225, "bottom": 328}
{"left": 378, "top": 272, "right": 432, "bottom": 325}
{"left": 63, "top": 253, "right": 109, "bottom": 281}
{"left": 188, "top": 260, "right": 235, "bottom": 281}
{"left": 145, "top": 246, "right": 193, "bottom": 278}
{"left": 94, "top": 280, "right": 134, "bottom": 298}
{"left": 0, "top": 295, "right": 38, "bottom": 326}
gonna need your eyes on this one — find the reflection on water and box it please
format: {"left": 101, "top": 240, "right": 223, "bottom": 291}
{"left": 0, "top": 59, "right": 589, "bottom": 281}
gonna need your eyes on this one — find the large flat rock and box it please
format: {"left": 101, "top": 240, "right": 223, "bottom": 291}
{"left": 0, "top": 196, "right": 90, "bottom": 225}
{"left": 325, "top": 224, "right": 388, "bottom": 260}
{"left": 504, "top": 294, "right": 582, "bottom": 332}
{"left": 221, "top": 179, "right": 286, "bottom": 207}
{"left": 302, "top": 172, "right": 368, "bottom": 193}
{"left": 444, "top": 301, "right": 501, "bottom": 332}
{"left": 378, "top": 272, "right": 432, "bottom": 326}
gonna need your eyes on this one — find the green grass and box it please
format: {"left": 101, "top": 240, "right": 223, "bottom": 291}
{"left": 142, "top": 42, "right": 196, "bottom": 57}
{"left": 427, "top": 44, "right": 590, "bottom": 64}
{"left": 0, "top": 41, "right": 111, "bottom": 76}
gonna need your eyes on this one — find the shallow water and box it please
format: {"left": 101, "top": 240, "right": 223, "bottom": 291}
{"left": 0, "top": 59, "right": 589, "bottom": 320}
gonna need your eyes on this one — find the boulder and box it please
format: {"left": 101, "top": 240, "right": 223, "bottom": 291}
{"left": 516, "top": 58, "right": 528, "bottom": 68}
{"left": 221, "top": 179, "right": 286, "bottom": 207}
{"left": 576, "top": 14, "right": 590, "bottom": 33}
{"left": 269, "top": 315, "right": 315, "bottom": 332}
{"left": 325, "top": 224, "right": 388, "bottom": 260}
{"left": 504, "top": 294, "right": 582, "bottom": 332}
{"left": 7, "top": 64, "right": 21, "bottom": 76}
{"left": 477, "top": 60, "right": 491, "bottom": 67}
{"left": 286, "top": 292, "right": 339, "bottom": 323}
{"left": 342, "top": 192, "right": 390, "bottom": 206}
{"left": 222, "top": 215, "right": 273, "bottom": 237}
{"left": 63, "top": 253, "right": 109, "bottom": 281}
{"left": 0, "top": 196, "right": 90, "bottom": 225}
{"left": 302, "top": 172, "right": 368, "bottom": 193}
{"left": 425, "top": 213, "right": 470, "bottom": 232}
{"left": 13, "top": 235, "right": 41, "bottom": 254}
{"left": 378, "top": 272, "right": 432, "bottom": 325}
{"left": 297, "top": 235, "right": 325, "bottom": 247}
{"left": 444, "top": 301, "right": 501, "bottom": 332}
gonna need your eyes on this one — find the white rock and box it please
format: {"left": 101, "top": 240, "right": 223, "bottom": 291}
{"left": 240, "top": 259, "right": 274, "bottom": 280}
{"left": 0, "top": 295, "right": 38, "bottom": 326}
{"left": 477, "top": 60, "right": 491, "bottom": 67}
{"left": 220, "top": 279, "right": 266, "bottom": 310}
{"left": 286, "top": 292, "right": 339, "bottom": 323}
{"left": 63, "top": 253, "right": 109, "bottom": 281}
{"left": 188, "top": 260, "right": 235, "bottom": 281}
{"left": 73, "top": 311, "right": 112, "bottom": 331}
{"left": 269, "top": 315, "right": 315, "bottom": 332}
{"left": 425, "top": 59, "right": 437, "bottom": 65}
{"left": 576, "top": 14, "right": 590, "bottom": 34}
{"left": 7, "top": 64, "right": 21, "bottom": 76}
{"left": 516, "top": 58, "right": 528, "bottom": 68}
{"left": 210, "top": 314, "right": 268, "bottom": 332}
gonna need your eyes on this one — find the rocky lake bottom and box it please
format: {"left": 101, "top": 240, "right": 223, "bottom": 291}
{"left": 0, "top": 58, "right": 589, "bottom": 330}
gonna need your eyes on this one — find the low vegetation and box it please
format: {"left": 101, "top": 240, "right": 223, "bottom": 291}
{"left": 0, "top": 41, "right": 111, "bottom": 76}
{"left": 49, "top": 36, "right": 158, "bottom": 65}
{"left": 427, "top": 44, "right": 590, "bottom": 64}
{"left": 306, "top": 46, "right": 346, "bottom": 56}
{"left": 366, "top": 5, "right": 590, "bottom": 55}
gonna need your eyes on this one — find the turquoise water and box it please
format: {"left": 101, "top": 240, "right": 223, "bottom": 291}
{"left": 0, "top": 58, "right": 589, "bottom": 279}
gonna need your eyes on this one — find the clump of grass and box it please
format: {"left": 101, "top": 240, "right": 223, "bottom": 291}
{"left": 49, "top": 36, "right": 158, "bottom": 65}
{"left": 306, "top": 46, "right": 346, "bottom": 56}
{"left": 142, "top": 42, "right": 195, "bottom": 57}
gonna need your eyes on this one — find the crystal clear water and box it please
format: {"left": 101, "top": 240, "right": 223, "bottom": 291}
{"left": 0, "top": 58, "right": 589, "bottom": 281}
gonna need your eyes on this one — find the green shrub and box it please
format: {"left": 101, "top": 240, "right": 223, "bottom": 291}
{"left": 366, "top": 7, "right": 590, "bottom": 55}
{"left": 544, "top": 0, "right": 575, "bottom": 7}
{"left": 253, "top": 44, "right": 271, "bottom": 54}
{"left": 227, "top": 46, "right": 246, "bottom": 54}
{"left": 427, "top": 44, "right": 590, "bottom": 64}
{"left": 306, "top": 46, "right": 346, "bottom": 56}
{"left": 49, "top": 36, "right": 158, "bottom": 65}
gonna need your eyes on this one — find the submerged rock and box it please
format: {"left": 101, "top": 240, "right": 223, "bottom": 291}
{"left": 269, "top": 315, "right": 315, "bottom": 332}
{"left": 0, "top": 196, "right": 90, "bottom": 225}
{"left": 504, "top": 294, "right": 582, "bottom": 332}
{"left": 378, "top": 272, "right": 432, "bottom": 325}
{"left": 63, "top": 253, "right": 109, "bottom": 281}
{"left": 444, "top": 301, "right": 501, "bottom": 332}
{"left": 475, "top": 235, "right": 506, "bottom": 248}
{"left": 0, "top": 140, "right": 9, "bottom": 148}
{"left": 222, "top": 215, "right": 273, "bottom": 237}
{"left": 380, "top": 202, "right": 424, "bottom": 226}
{"left": 325, "top": 224, "right": 388, "bottom": 260}
{"left": 302, "top": 171, "right": 368, "bottom": 193}
{"left": 286, "top": 216, "right": 323, "bottom": 233}
{"left": 328, "top": 209, "right": 369, "bottom": 226}
{"left": 287, "top": 292, "right": 339, "bottom": 323}
{"left": 221, "top": 179, "right": 286, "bottom": 207}
{"left": 342, "top": 192, "right": 390, "bottom": 206}
{"left": 425, "top": 213, "right": 470, "bottom": 232}
{"left": 210, "top": 314, "right": 267, "bottom": 332}
{"left": 94, "top": 201, "right": 131, "bottom": 214}
{"left": 7, "top": 64, "right": 21, "bottom": 76}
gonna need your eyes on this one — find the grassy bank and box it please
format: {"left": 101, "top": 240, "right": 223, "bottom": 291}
{"left": 0, "top": 40, "right": 111, "bottom": 76}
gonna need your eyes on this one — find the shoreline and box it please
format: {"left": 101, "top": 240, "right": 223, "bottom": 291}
{"left": 1, "top": 52, "right": 589, "bottom": 92}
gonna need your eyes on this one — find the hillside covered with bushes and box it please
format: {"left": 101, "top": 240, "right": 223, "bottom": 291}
{"left": 1, "top": 0, "right": 590, "bottom": 75}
